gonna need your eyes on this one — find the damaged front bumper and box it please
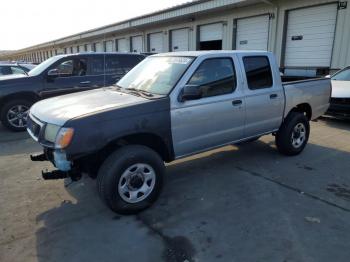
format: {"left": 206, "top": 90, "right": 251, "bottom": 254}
{"left": 30, "top": 149, "right": 81, "bottom": 181}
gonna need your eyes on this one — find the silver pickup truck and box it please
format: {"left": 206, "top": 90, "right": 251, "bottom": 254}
{"left": 27, "top": 51, "right": 331, "bottom": 214}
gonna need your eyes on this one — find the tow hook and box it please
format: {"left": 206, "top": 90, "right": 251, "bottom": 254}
{"left": 30, "top": 153, "right": 47, "bottom": 161}
{"left": 41, "top": 169, "right": 82, "bottom": 181}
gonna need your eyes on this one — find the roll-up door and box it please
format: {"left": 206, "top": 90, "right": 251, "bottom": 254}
{"left": 105, "top": 40, "right": 113, "bottom": 52}
{"left": 284, "top": 4, "right": 337, "bottom": 67}
{"left": 236, "top": 15, "right": 270, "bottom": 50}
{"left": 131, "top": 36, "right": 143, "bottom": 53}
{"left": 199, "top": 23, "right": 223, "bottom": 50}
{"left": 78, "top": 45, "right": 84, "bottom": 52}
{"left": 117, "top": 38, "right": 128, "bottom": 52}
{"left": 86, "top": 44, "right": 92, "bottom": 52}
{"left": 95, "top": 42, "right": 103, "bottom": 52}
{"left": 149, "top": 32, "right": 164, "bottom": 53}
{"left": 170, "top": 28, "right": 189, "bottom": 52}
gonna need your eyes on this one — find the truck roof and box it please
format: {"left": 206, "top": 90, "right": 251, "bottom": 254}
{"left": 53, "top": 52, "right": 145, "bottom": 59}
{"left": 153, "top": 50, "right": 272, "bottom": 57}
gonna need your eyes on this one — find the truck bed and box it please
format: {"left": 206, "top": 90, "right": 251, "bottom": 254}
{"left": 282, "top": 78, "right": 331, "bottom": 120}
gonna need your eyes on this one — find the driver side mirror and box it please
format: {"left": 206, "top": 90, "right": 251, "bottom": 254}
{"left": 179, "top": 84, "right": 203, "bottom": 102}
{"left": 47, "top": 69, "right": 59, "bottom": 78}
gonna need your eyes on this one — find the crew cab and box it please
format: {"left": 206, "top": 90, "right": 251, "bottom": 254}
{"left": 27, "top": 51, "right": 331, "bottom": 214}
{"left": 0, "top": 52, "right": 144, "bottom": 131}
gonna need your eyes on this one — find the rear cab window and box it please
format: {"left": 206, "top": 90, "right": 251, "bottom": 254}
{"left": 243, "top": 56, "right": 273, "bottom": 90}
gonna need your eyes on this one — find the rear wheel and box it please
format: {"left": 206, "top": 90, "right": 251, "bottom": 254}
{"left": 275, "top": 112, "right": 310, "bottom": 156}
{"left": 0, "top": 99, "right": 32, "bottom": 131}
{"left": 97, "top": 145, "right": 165, "bottom": 214}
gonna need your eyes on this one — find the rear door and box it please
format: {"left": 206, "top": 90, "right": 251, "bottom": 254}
{"left": 240, "top": 54, "right": 284, "bottom": 137}
{"left": 103, "top": 54, "right": 143, "bottom": 85}
{"left": 171, "top": 55, "right": 245, "bottom": 157}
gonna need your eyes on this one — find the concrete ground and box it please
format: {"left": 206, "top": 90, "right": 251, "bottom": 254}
{"left": 1, "top": 118, "right": 350, "bottom": 262}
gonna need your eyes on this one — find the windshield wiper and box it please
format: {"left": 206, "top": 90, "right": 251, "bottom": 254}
{"left": 125, "top": 88, "right": 154, "bottom": 97}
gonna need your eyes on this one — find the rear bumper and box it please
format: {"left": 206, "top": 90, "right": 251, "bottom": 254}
{"left": 326, "top": 102, "right": 350, "bottom": 117}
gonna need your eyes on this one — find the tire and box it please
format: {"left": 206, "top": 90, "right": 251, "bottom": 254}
{"left": 97, "top": 145, "right": 165, "bottom": 214}
{"left": 275, "top": 112, "right": 310, "bottom": 156}
{"left": 0, "top": 99, "right": 32, "bottom": 132}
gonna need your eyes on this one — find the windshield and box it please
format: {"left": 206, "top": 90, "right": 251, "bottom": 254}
{"left": 332, "top": 67, "right": 350, "bottom": 81}
{"left": 28, "top": 56, "right": 62, "bottom": 76}
{"left": 117, "top": 56, "right": 194, "bottom": 95}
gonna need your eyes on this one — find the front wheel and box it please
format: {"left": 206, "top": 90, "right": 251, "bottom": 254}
{"left": 97, "top": 145, "right": 165, "bottom": 214}
{"left": 0, "top": 99, "right": 32, "bottom": 131}
{"left": 275, "top": 112, "right": 310, "bottom": 156}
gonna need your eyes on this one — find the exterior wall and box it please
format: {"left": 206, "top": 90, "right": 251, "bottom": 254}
{"left": 1, "top": 0, "right": 349, "bottom": 70}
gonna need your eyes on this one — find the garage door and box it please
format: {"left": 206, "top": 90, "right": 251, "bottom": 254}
{"left": 149, "top": 32, "right": 164, "bottom": 53}
{"left": 117, "top": 39, "right": 128, "bottom": 52}
{"left": 131, "top": 36, "right": 143, "bottom": 53}
{"left": 236, "top": 15, "right": 270, "bottom": 50}
{"left": 78, "top": 45, "right": 85, "bottom": 52}
{"left": 199, "top": 23, "right": 223, "bottom": 50}
{"left": 105, "top": 40, "right": 113, "bottom": 52}
{"left": 284, "top": 4, "right": 337, "bottom": 67}
{"left": 95, "top": 42, "right": 103, "bottom": 52}
{"left": 86, "top": 44, "right": 92, "bottom": 52}
{"left": 171, "top": 28, "right": 189, "bottom": 51}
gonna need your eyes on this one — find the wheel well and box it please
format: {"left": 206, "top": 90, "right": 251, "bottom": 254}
{"left": 115, "top": 133, "right": 172, "bottom": 162}
{"left": 77, "top": 133, "right": 172, "bottom": 178}
{"left": 289, "top": 103, "right": 312, "bottom": 120}
{"left": 0, "top": 92, "right": 39, "bottom": 113}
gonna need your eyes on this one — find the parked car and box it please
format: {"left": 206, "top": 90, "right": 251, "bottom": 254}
{"left": 0, "top": 52, "right": 144, "bottom": 131}
{"left": 27, "top": 51, "right": 331, "bottom": 214}
{"left": 0, "top": 63, "right": 35, "bottom": 76}
{"left": 326, "top": 66, "right": 350, "bottom": 118}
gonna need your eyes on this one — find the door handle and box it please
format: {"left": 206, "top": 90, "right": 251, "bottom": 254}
{"left": 79, "top": 81, "right": 91, "bottom": 85}
{"left": 232, "top": 100, "right": 242, "bottom": 106}
{"left": 270, "top": 94, "right": 278, "bottom": 99}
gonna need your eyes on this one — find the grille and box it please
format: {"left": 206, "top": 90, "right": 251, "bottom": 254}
{"left": 27, "top": 115, "right": 42, "bottom": 140}
{"left": 330, "top": 98, "right": 350, "bottom": 105}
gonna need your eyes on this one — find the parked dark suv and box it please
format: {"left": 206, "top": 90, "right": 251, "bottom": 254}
{"left": 0, "top": 53, "right": 144, "bottom": 131}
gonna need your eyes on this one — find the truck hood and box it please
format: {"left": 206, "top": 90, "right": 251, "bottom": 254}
{"left": 331, "top": 80, "right": 350, "bottom": 98}
{"left": 0, "top": 74, "right": 36, "bottom": 87}
{"left": 0, "top": 74, "right": 27, "bottom": 81}
{"left": 30, "top": 88, "right": 151, "bottom": 126}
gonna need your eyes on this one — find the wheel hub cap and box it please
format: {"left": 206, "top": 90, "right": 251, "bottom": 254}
{"left": 291, "top": 123, "right": 306, "bottom": 148}
{"left": 118, "top": 163, "right": 156, "bottom": 203}
{"left": 7, "top": 105, "right": 29, "bottom": 128}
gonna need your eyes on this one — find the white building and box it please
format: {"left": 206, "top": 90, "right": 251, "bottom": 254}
{"left": 1, "top": 0, "right": 350, "bottom": 76}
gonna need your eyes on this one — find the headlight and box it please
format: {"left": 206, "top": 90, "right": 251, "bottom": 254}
{"left": 44, "top": 124, "right": 61, "bottom": 142}
{"left": 55, "top": 127, "right": 74, "bottom": 149}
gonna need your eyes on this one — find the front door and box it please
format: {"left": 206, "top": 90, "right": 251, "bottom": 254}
{"left": 171, "top": 56, "right": 245, "bottom": 158}
{"left": 42, "top": 57, "right": 97, "bottom": 98}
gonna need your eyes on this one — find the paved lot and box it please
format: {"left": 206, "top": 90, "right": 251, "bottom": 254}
{"left": 1, "top": 118, "right": 350, "bottom": 262}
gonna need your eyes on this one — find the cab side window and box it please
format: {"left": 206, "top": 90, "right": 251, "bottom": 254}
{"left": 11, "top": 66, "right": 26, "bottom": 75}
{"left": 53, "top": 59, "right": 87, "bottom": 77}
{"left": 243, "top": 56, "right": 273, "bottom": 90}
{"left": 187, "top": 58, "right": 236, "bottom": 98}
